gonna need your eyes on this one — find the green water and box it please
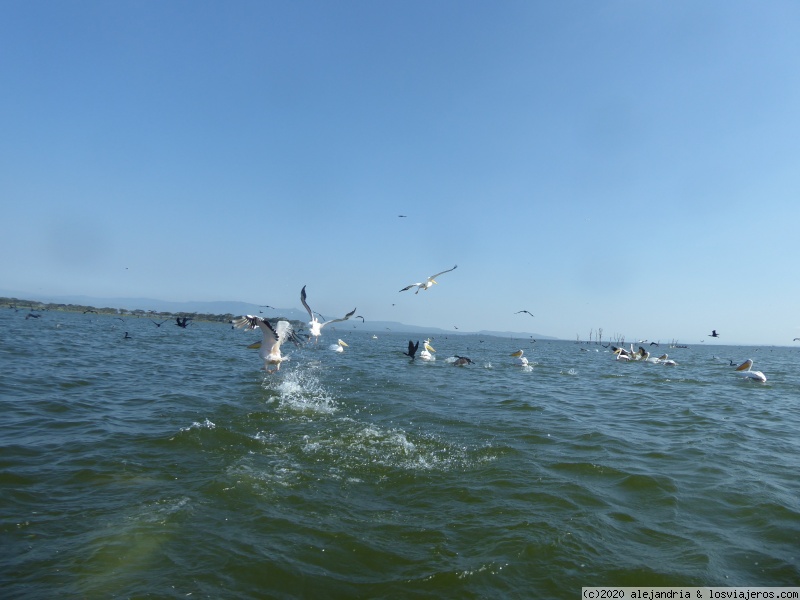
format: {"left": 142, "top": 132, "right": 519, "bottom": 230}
{"left": 2, "top": 310, "right": 799, "bottom": 598}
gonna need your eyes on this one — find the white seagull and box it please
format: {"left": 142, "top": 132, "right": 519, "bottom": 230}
{"left": 419, "top": 339, "right": 436, "bottom": 361}
{"left": 735, "top": 359, "right": 767, "bottom": 383}
{"left": 399, "top": 265, "right": 457, "bottom": 294}
{"left": 511, "top": 349, "right": 529, "bottom": 366}
{"left": 300, "top": 285, "right": 356, "bottom": 344}
{"left": 233, "top": 316, "right": 297, "bottom": 372}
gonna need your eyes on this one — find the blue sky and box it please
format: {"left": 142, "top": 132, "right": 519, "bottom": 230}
{"left": 2, "top": 1, "right": 799, "bottom": 346}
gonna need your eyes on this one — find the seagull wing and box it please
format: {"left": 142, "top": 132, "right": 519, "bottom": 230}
{"left": 429, "top": 264, "right": 457, "bottom": 280}
{"left": 321, "top": 307, "right": 357, "bottom": 327}
{"left": 399, "top": 283, "right": 422, "bottom": 292}
{"left": 300, "top": 286, "right": 314, "bottom": 320}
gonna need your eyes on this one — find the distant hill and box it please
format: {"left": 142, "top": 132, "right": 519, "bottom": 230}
{"left": 0, "top": 290, "right": 555, "bottom": 339}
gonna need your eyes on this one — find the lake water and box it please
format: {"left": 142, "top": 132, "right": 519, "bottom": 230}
{"left": 2, "top": 309, "right": 799, "bottom": 598}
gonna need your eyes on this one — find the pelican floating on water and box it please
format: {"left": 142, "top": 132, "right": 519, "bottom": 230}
{"left": 735, "top": 359, "right": 766, "bottom": 382}
{"left": 419, "top": 339, "right": 436, "bottom": 361}
{"left": 399, "top": 265, "right": 457, "bottom": 294}
{"left": 511, "top": 349, "right": 529, "bottom": 366}
{"left": 657, "top": 354, "right": 677, "bottom": 366}
{"left": 300, "top": 285, "right": 356, "bottom": 344}
{"left": 329, "top": 339, "right": 348, "bottom": 353}
{"left": 233, "top": 315, "right": 298, "bottom": 372}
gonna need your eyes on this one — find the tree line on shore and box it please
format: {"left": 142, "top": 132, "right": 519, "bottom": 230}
{"left": 3, "top": 296, "right": 236, "bottom": 325}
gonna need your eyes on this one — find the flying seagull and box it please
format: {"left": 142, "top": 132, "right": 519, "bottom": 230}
{"left": 233, "top": 315, "right": 299, "bottom": 372}
{"left": 151, "top": 319, "right": 169, "bottom": 327}
{"left": 399, "top": 265, "right": 457, "bottom": 294}
{"left": 300, "top": 285, "right": 356, "bottom": 344}
{"left": 709, "top": 330, "right": 720, "bottom": 338}
{"left": 515, "top": 310, "right": 535, "bottom": 317}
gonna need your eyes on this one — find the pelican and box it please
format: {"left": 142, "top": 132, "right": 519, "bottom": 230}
{"left": 233, "top": 315, "right": 298, "bottom": 371}
{"left": 419, "top": 339, "right": 436, "bottom": 361}
{"left": 330, "top": 339, "right": 348, "bottom": 353}
{"left": 511, "top": 349, "right": 529, "bottom": 366}
{"left": 403, "top": 340, "right": 419, "bottom": 359}
{"left": 657, "top": 354, "right": 677, "bottom": 366}
{"left": 300, "top": 285, "right": 356, "bottom": 344}
{"left": 735, "top": 359, "right": 766, "bottom": 382}
{"left": 399, "top": 264, "right": 457, "bottom": 294}
{"left": 612, "top": 346, "right": 631, "bottom": 361}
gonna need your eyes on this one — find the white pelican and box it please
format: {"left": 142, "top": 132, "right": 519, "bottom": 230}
{"left": 399, "top": 264, "right": 457, "bottom": 294}
{"left": 300, "top": 285, "right": 356, "bottom": 344}
{"left": 511, "top": 349, "right": 529, "bottom": 366}
{"left": 329, "top": 339, "right": 348, "bottom": 353}
{"left": 419, "top": 339, "right": 436, "bottom": 361}
{"left": 612, "top": 347, "right": 631, "bottom": 361}
{"left": 233, "top": 315, "right": 297, "bottom": 372}
{"left": 735, "top": 359, "right": 766, "bottom": 382}
{"left": 657, "top": 354, "right": 677, "bottom": 366}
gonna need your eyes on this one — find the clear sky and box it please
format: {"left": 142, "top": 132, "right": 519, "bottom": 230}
{"left": 2, "top": 1, "right": 799, "bottom": 346}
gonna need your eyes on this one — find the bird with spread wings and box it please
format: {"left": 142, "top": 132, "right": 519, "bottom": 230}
{"left": 300, "top": 286, "right": 356, "bottom": 344}
{"left": 399, "top": 265, "right": 457, "bottom": 294}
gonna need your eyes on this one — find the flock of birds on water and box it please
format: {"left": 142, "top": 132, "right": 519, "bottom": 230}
{"left": 10, "top": 263, "right": 789, "bottom": 384}
{"left": 223, "top": 265, "right": 773, "bottom": 384}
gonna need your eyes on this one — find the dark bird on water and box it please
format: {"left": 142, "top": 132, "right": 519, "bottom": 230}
{"left": 709, "top": 330, "right": 720, "bottom": 338}
{"left": 124, "top": 332, "right": 132, "bottom": 339}
{"left": 453, "top": 355, "right": 473, "bottom": 366}
{"left": 515, "top": 310, "right": 535, "bottom": 317}
{"left": 25, "top": 313, "right": 41, "bottom": 319}
{"left": 403, "top": 340, "right": 419, "bottom": 359}
{"left": 176, "top": 317, "right": 192, "bottom": 328}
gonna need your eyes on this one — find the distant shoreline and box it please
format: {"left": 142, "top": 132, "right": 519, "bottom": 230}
{"left": 0, "top": 295, "right": 304, "bottom": 327}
